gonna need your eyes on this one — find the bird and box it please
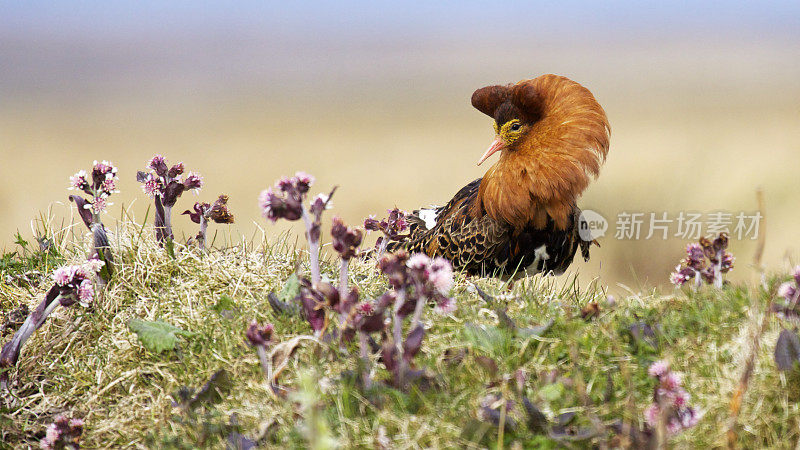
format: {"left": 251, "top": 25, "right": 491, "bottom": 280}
{"left": 387, "top": 74, "right": 610, "bottom": 277}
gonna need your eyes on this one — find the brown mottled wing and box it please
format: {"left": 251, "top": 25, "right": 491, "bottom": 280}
{"left": 389, "top": 179, "right": 513, "bottom": 275}
{"left": 389, "top": 179, "right": 594, "bottom": 277}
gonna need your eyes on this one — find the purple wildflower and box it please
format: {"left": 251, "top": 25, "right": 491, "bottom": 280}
{"left": 184, "top": 172, "right": 203, "bottom": 191}
{"left": 182, "top": 195, "right": 234, "bottom": 249}
{"left": 778, "top": 282, "right": 798, "bottom": 302}
{"left": 141, "top": 175, "right": 161, "bottom": 197}
{"left": 246, "top": 321, "right": 275, "bottom": 347}
{"left": 309, "top": 193, "right": 332, "bottom": 215}
{"left": 91, "top": 196, "right": 108, "bottom": 214}
{"left": 137, "top": 155, "right": 205, "bottom": 243}
{"left": 331, "top": 217, "right": 363, "bottom": 260}
{"left": 643, "top": 360, "right": 702, "bottom": 435}
{"left": 69, "top": 170, "right": 89, "bottom": 191}
{"left": 77, "top": 279, "right": 94, "bottom": 307}
{"left": 101, "top": 178, "right": 117, "bottom": 194}
{"left": 671, "top": 233, "right": 734, "bottom": 288}
{"left": 685, "top": 243, "right": 706, "bottom": 270}
{"left": 428, "top": 257, "right": 454, "bottom": 295}
{"left": 406, "top": 253, "right": 429, "bottom": 270}
{"left": 259, "top": 186, "right": 303, "bottom": 222}
{"left": 68, "top": 160, "right": 119, "bottom": 221}
{"left": 294, "top": 171, "right": 314, "bottom": 192}
{"left": 648, "top": 359, "right": 670, "bottom": 378}
{"left": 356, "top": 302, "right": 375, "bottom": 316}
{"left": 148, "top": 154, "right": 168, "bottom": 175}
{"left": 365, "top": 208, "right": 410, "bottom": 256}
{"left": 53, "top": 266, "right": 77, "bottom": 286}
{"left": 434, "top": 297, "right": 457, "bottom": 315}
{"left": 40, "top": 415, "right": 84, "bottom": 450}
{"left": 168, "top": 162, "right": 185, "bottom": 178}
{"left": 644, "top": 404, "right": 660, "bottom": 428}
{"left": 1, "top": 261, "right": 102, "bottom": 389}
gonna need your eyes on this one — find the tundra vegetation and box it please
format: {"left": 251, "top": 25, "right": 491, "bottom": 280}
{"left": 0, "top": 157, "right": 797, "bottom": 449}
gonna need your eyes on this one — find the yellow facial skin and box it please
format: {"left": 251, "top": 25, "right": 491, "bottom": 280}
{"left": 493, "top": 119, "right": 525, "bottom": 147}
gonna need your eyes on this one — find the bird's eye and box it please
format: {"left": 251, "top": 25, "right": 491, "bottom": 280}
{"left": 510, "top": 122, "right": 521, "bottom": 131}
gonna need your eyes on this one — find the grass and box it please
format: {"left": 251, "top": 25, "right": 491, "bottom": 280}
{"left": 1, "top": 216, "right": 798, "bottom": 449}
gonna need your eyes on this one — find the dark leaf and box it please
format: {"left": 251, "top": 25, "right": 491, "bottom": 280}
{"left": 479, "top": 406, "right": 517, "bottom": 430}
{"left": 549, "top": 426, "right": 598, "bottom": 442}
{"left": 522, "top": 396, "right": 549, "bottom": 433}
{"left": 226, "top": 432, "right": 257, "bottom": 450}
{"left": 182, "top": 204, "right": 204, "bottom": 224}
{"left": 188, "top": 369, "right": 232, "bottom": 411}
{"left": 172, "top": 386, "right": 195, "bottom": 408}
{"left": 358, "top": 310, "right": 386, "bottom": 333}
{"left": 68, "top": 195, "right": 94, "bottom": 229}
{"left": 299, "top": 288, "right": 325, "bottom": 333}
{"left": 381, "top": 340, "right": 398, "bottom": 373}
{"left": 608, "top": 420, "right": 655, "bottom": 449}
{"left": 628, "top": 321, "right": 659, "bottom": 350}
{"left": 775, "top": 329, "right": 800, "bottom": 371}
{"left": 555, "top": 412, "right": 576, "bottom": 427}
{"left": 136, "top": 170, "right": 149, "bottom": 183}
{"left": 403, "top": 324, "right": 424, "bottom": 361}
{"left": 162, "top": 180, "right": 186, "bottom": 207}
{"left": 92, "top": 224, "right": 114, "bottom": 282}
{"left": 0, "top": 285, "right": 61, "bottom": 389}
{"left": 604, "top": 371, "right": 614, "bottom": 402}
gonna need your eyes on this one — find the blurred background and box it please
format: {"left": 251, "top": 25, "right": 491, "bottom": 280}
{"left": 2, "top": 1, "right": 799, "bottom": 293}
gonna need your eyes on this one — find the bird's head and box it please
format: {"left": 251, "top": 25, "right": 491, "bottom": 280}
{"left": 470, "top": 75, "right": 610, "bottom": 229}
{"left": 474, "top": 93, "right": 540, "bottom": 165}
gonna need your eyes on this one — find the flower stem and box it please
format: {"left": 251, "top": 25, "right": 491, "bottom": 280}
{"left": 377, "top": 237, "right": 389, "bottom": 258}
{"left": 338, "top": 258, "right": 350, "bottom": 326}
{"left": 198, "top": 216, "right": 208, "bottom": 250}
{"left": 301, "top": 208, "right": 320, "bottom": 285}
{"left": 339, "top": 259, "right": 349, "bottom": 300}
{"left": 392, "top": 290, "right": 406, "bottom": 352}
{"left": 164, "top": 205, "right": 173, "bottom": 240}
{"left": 409, "top": 282, "right": 427, "bottom": 330}
{"left": 256, "top": 345, "right": 272, "bottom": 382}
{"left": 392, "top": 290, "right": 407, "bottom": 386}
{"left": 358, "top": 331, "right": 372, "bottom": 390}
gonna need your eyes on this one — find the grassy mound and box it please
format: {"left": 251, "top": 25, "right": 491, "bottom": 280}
{"left": 0, "top": 219, "right": 797, "bottom": 449}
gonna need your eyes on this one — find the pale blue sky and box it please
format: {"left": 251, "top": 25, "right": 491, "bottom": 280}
{"left": 2, "top": 1, "right": 799, "bottom": 40}
{"left": 2, "top": 1, "right": 798, "bottom": 104}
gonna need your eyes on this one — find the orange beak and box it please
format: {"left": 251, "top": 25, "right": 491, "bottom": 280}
{"left": 477, "top": 137, "right": 506, "bottom": 166}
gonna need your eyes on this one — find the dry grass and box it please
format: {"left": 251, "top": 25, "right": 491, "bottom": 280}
{"left": 1, "top": 214, "right": 799, "bottom": 448}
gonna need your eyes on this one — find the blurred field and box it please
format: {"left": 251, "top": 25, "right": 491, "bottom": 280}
{"left": 2, "top": 33, "right": 799, "bottom": 294}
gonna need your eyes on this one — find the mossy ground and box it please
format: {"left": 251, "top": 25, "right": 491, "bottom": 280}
{"left": 0, "top": 218, "right": 797, "bottom": 449}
